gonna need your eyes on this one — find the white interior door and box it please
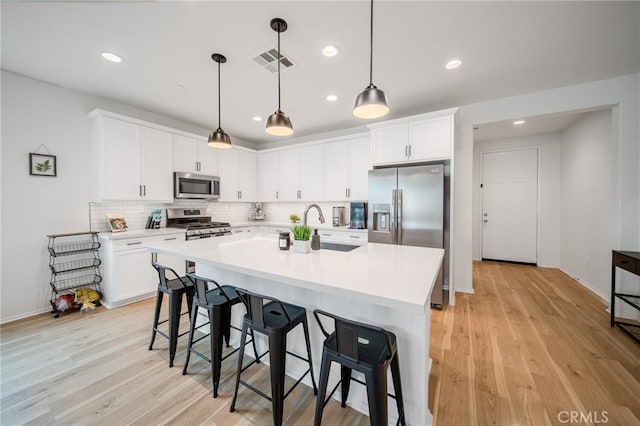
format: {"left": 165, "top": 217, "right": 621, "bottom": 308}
{"left": 482, "top": 148, "right": 538, "bottom": 264}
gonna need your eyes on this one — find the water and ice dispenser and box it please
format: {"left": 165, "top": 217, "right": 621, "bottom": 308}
{"left": 371, "top": 204, "right": 391, "bottom": 233}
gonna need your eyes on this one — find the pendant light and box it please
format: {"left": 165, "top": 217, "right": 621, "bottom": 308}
{"left": 208, "top": 53, "right": 232, "bottom": 148}
{"left": 265, "top": 18, "right": 294, "bottom": 136}
{"left": 353, "top": 0, "right": 389, "bottom": 119}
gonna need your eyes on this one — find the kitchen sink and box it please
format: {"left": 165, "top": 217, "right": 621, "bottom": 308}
{"left": 320, "top": 242, "right": 360, "bottom": 252}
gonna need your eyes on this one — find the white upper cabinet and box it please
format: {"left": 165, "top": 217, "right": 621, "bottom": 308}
{"left": 298, "top": 144, "right": 324, "bottom": 201}
{"left": 140, "top": 126, "right": 173, "bottom": 201}
{"left": 257, "top": 144, "right": 324, "bottom": 202}
{"left": 173, "top": 134, "right": 218, "bottom": 176}
{"left": 323, "top": 135, "right": 370, "bottom": 201}
{"left": 219, "top": 147, "right": 257, "bottom": 202}
{"left": 278, "top": 148, "right": 300, "bottom": 201}
{"left": 370, "top": 109, "right": 456, "bottom": 166}
{"left": 91, "top": 113, "right": 173, "bottom": 201}
{"left": 258, "top": 151, "right": 279, "bottom": 201}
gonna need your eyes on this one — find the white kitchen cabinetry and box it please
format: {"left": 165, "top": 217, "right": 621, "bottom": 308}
{"left": 258, "top": 151, "right": 280, "bottom": 201}
{"left": 231, "top": 226, "right": 258, "bottom": 234}
{"left": 100, "top": 233, "right": 185, "bottom": 308}
{"left": 317, "top": 229, "right": 368, "bottom": 244}
{"left": 173, "top": 134, "right": 218, "bottom": 176}
{"left": 371, "top": 110, "right": 455, "bottom": 166}
{"left": 258, "top": 144, "right": 324, "bottom": 202}
{"left": 218, "top": 147, "right": 257, "bottom": 202}
{"left": 90, "top": 112, "right": 174, "bottom": 201}
{"left": 323, "top": 136, "right": 370, "bottom": 201}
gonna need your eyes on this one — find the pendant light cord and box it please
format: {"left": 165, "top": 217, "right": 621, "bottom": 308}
{"left": 369, "top": 0, "right": 374, "bottom": 86}
{"left": 277, "top": 28, "right": 282, "bottom": 111}
{"left": 217, "top": 60, "right": 221, "bottom": 128}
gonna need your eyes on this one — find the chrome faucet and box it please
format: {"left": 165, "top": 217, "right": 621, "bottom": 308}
{"left": 303, "top": 204, "right": 325, "bottom": 226}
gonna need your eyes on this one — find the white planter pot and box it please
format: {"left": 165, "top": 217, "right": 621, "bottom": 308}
{"left": 292, "top": 239, "right": 311, "bottom": 254}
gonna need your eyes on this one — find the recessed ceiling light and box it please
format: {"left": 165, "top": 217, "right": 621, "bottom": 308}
{"left": 322, "top": 45, "right": 338, "bottom": 57}
{"left": 101, "top": 52, "right": 122, "bottom": 63}
{"left": 513, "top": 120, "right": 526, "bottom": 126}
{"left": 326, "top": 95, "right": 338, "bottom": 102}
{"left": 445, "top": 59, "right": 462, "bottom": 70}
{"left": 252, "top": 116, "right": 262, "bottom": 122}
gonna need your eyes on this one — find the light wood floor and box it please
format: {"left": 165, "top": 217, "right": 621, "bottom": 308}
{"left": 430, "top": 261, "right": 640, "bottom": 426}
{"left": 2, "top": 262, "right": 639, "bottom": 425}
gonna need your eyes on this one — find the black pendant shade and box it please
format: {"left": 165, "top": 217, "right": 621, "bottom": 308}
{"left": 266, "top": 18, "right": 294, "bottom": 136}
{"left": 353, "top": 0, "right": 389, "bottom": 119}
{"left": 208, "top": 53, "right": 232, "bottom": 149}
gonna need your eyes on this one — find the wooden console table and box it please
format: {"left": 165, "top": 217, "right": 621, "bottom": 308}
{"left": 611, "top": 250, "right": 640, "bottom": 343}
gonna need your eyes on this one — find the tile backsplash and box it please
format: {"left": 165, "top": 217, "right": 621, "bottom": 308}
{"left": 89, "top": 200, "right": 351, "bottom": 232}
{"left": 89, "top": 200, "right": 255, "bottom": 232}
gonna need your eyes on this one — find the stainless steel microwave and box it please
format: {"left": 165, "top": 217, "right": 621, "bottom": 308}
{"left": 174, "top": 172, "right": 220, "bottom": 200}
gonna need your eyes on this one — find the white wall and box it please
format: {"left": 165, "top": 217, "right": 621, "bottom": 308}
{"left": 560, "top": 110, "right": 613, "bottom": 300}
{"left": 472, "top": 133, "right": 563, "bottom": 267}
{"left": 0, "top": 71, "right": 254, "bottom": 323}
{"left": 454, "top": 73, "right": 639, "bottom": 295}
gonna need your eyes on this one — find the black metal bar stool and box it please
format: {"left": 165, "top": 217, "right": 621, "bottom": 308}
{"left": 148, "top": 262, "right": 195, "bottom": 367}
{"left": 182, "top": 274, "right": 259, "bottom": 398}
{"left": 230, "top": 289, "right": 318, "bottom": 426}
{"left": 313, "top": 309, "right": 406, "bottom": 426}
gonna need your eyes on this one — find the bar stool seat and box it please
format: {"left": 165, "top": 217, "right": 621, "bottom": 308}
{"left": 313, "top": 309, "right": 406, "bottom": 426}
{"left": 182, "top": 274, "right": 259, "bottom": 398}
{"left": 148, "top": 263, "right": 195, "bottom": 368}
{"left": 230, "top": 289, "right": 318, "bottom": 426}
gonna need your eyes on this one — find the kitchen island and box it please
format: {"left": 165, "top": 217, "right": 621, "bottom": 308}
{"left": 148, "top": 233, "right": 443, "bottom": 425}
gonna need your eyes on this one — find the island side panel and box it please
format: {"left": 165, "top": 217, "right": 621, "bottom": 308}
{"left": 197, "top": 263, "right": 433, "bottom": 426}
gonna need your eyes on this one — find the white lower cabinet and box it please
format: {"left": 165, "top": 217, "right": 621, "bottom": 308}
{"left": 231, "top": 226, "right": 257, "bottom": 234}
{"left": 316, "top": 230, "right": 368, "bottom": 244}
{"left": 100, "top": 233, "right": 185, "bottom": 308}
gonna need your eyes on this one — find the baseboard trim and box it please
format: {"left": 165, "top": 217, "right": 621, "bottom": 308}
{"left": 558, "top": 267, "right": 609, "bottom": 303}
{"left": 456, "top": 287, "right": 475, "bottom": 294}
{"left": 0, "top": 306, "right": 52, "bottom": 325}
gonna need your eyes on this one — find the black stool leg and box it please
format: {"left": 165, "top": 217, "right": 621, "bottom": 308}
{"left": 314, "top": 351, "right": 331, "bottom": 426}
{"left": 365, "top": 368, "right": 388, "bottom": 426}
{"left": 210, "top": 307, "right": 225, "bottom": 398}
{"left": 340, "top": 365, "right": 352, "bottom": 407}
{"left": 390, "top": 354, "right": 406, "bottom": 426}
{"left": 149, "top": 289, "right": 163, "bottom": 350}
{"left": 268, "top": 332, "right": 287, "bottom": 426}
{"left": 302, "top": 317, "right": 318, "bottom": 394}
{"left": 182, "top": 299, "right": 199, "bottom": 375}
{"left": 250, "top": 329, "right": 260, "bottom": 363}
{"left": 223, "top": 306, "right": 232, "bottom": 347}
{"left": 168, "top": 291, "right": 182, "bottom": 367}
{"left": 230, "top": 321, "right": 248, "bottom": 413}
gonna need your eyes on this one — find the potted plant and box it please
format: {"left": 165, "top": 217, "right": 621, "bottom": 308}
{"left": 292, "top": 225, "right": 312, "bottom": 254}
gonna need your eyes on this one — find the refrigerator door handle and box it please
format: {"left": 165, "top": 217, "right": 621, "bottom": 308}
{"left": 397, "top": 189, "right": 403, "bottom": 244}
{"left": 391, "top": 189, "right": 397, "bottom": 244}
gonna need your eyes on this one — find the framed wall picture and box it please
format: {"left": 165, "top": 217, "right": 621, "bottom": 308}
{"left": 29, "top": 153, "right": 57, "bottom": 177}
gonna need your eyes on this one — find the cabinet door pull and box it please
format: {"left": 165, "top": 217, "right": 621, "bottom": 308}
{"left": 127, "top": 241, "right": 142, "bottom": 246}
{"left": 345, "top": 188, "right": 348, "bottom": 198}
{"left": 347, "top": 188, "right": 351, "bottom": 198}
{"left": 408, "top": 145, "right": 412, "bottom": 157}
{"left": 321, "top": 233, "right": 331, "bottom": 237}
{"left": 164, "top": 237, "right": 177, "bottom": 241}
{"left": 405, "top": 145, "right": 408, "bottom": 157}
{"left": 297, "top": 190, "right": 301, "bottom": 199}
{"left": 139, "top": 185, "right": 142, "bottom": 196}
{"left": 143, "top": 185, "right": 146, "bottom": 196}
{"left": 276, "top": 191, "right": 279, "bottom": 200}
{"left": 349, "top": 235, "right": 360, "bottom": 239}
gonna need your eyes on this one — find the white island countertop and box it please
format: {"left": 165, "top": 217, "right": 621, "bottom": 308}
{"left": 148, "top": 233, "right": 443, "bottom": 313}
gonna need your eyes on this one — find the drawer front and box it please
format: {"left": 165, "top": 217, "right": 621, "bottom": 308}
{"left": 112, "top": 234, "right": 183, "bottom": 251}
{"left": 613, "top": 252, "right": 637, "bottom": 274}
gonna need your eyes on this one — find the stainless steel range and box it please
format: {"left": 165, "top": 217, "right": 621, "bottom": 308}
{"left": 166, "top": 208, "right": 231, "bottom": 241}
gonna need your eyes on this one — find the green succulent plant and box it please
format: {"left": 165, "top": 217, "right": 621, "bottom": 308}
{"left": 292, "top": 225, "right": 311, "bottom": 241}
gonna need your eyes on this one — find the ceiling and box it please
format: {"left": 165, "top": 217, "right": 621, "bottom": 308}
{"left": 2, "top": 1, "right": 638, "bottom": 146}
{"left": 473, "top": 110, "right": 591, "bottom": 142}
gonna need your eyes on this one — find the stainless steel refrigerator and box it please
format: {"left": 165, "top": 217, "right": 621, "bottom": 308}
{"left": 368, "top": 164, "right": 445, "bottom": 307}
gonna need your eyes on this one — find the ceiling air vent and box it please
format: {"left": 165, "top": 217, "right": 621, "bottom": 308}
{"left": 252, "top": 48, "right": 295, "bottom": 74}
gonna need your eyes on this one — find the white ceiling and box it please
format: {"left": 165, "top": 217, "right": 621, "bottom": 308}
{"left": 2, "top": 1, "right": 638, "bottom": 146}
{"left": 473, "top": 110, "right": 591, "bottom": 142}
